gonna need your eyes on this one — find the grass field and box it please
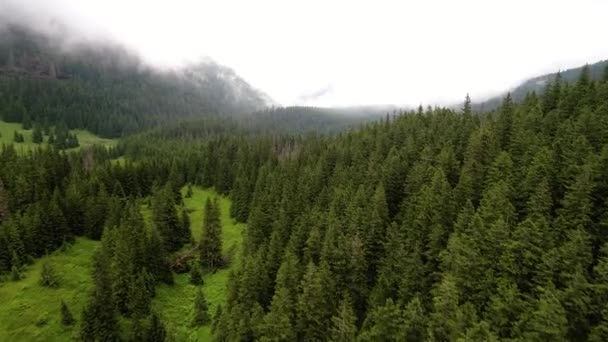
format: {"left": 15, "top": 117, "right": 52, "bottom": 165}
{"left": 0, "top": 187, "right": 245, "bottom": 341}
{"left": 0, "top": 238, "right": 99, "bottom": 342}
{"left": 0, "top": 120, "right": 117, "bottom": 153}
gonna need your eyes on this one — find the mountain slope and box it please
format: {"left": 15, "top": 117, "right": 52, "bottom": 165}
{"left": 476, "top": 59, "right": 608, "bottom": 111}
{"left": 0, "top": 25, "right": 270, "bottom": 137}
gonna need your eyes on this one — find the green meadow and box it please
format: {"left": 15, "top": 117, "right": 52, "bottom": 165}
{"left": 0, "top": 187, "right": 245, "bottom": 341}
{"left": 0, "top": 120, "right": 117, "bottom": 153}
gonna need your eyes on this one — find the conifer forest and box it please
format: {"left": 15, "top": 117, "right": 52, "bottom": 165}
{"left": 1, "top": 3, "right": 608, "bottom": 341}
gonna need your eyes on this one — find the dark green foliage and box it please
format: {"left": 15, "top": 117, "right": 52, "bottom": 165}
{"left": 179, "top": 207, "right": 192, "bottom": 246}
{"left": 192, "top": 287, "right": 209, "bottom": 327}
{"left": 146, "top": 226, "right": 174, "bottom": 285}
{"left": 39, "top": 262, "right": 59, "bottom": 287}
{"left": 0, "top": 179, "right": 8, "bottom": 224}
{"left": 12, "top": 130, "right": 24, "bottom": 143}
{"left": 204, "top": 72, "right": 608, "bottom": 341}
{"left": 51, "top": 123, "right": 79, "bottom": 150}
{"left": 32, "top": 123, "right": 43, "bottom": 144}
{"left": 190, "top": 262, "right": 203, "bottom": 285}
{"left": 21, "top": 112, "right": 32, "bottom": 130}
{"left": 329, "top": 294, "right": 357, "bottom": 341}
{"left": 152, "top": 183, "right": 184, "bottom": 252}
{"left": 146, "top": 312, "right": 168, "bottom": 342}
{"left": 80, "top": 249, "right": 119, "bottom": 341}
{"left": 60, "top": 300, "right": 75, "bottom": 326}
{"left": 200, "top": 198, "right": 223, "bottom": 269}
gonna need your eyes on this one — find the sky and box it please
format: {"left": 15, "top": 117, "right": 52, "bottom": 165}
{"left": 2, "top": 0, "right": 608, "bottom": 107}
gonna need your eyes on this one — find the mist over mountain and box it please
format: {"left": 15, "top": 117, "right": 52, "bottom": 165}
{"left": 474, "top": 60, "right": 608, "bottom": 111}
{"left": 0, "top": 24, "right": 272, "bottom": 137}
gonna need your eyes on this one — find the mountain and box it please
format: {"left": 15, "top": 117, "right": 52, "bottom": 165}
{"left": 0, "top": 25, "right": 271, "bottom": 137}
{"left": 475, "top": 59, "right": 608, "bottom": 111}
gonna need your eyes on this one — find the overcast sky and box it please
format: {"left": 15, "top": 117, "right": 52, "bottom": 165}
{"left": 2, "top": 0, "right": 608, "bottom": 107}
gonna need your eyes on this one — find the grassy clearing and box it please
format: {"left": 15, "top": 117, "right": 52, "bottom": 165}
{"left": 152, "top": 187, "right": 245, "bottom": 341}
{"left": 0, "top": 238, "right": 99, "bottom": 342}
{"left": 0, "top": 120, "right": 117, "bottom": 153}
{"left": 0, "top": 187, "right": 243, "bottom": 341}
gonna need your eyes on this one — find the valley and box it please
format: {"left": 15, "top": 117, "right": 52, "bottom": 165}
{"left": 0, "top": 5, "right": 608, "bottom": 341}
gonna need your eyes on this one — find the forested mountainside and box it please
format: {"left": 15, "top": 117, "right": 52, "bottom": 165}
{"left": 477, "top": 60, "right": 608, "bottom": 111}
{"left": 1, "top": 36, "right": 608, "bottom": 339}
{"left": 0, "top": 25, "right": 270, "bottom": 137}
{"left": 206, "top": 65, "right": 608, "bottom": 342}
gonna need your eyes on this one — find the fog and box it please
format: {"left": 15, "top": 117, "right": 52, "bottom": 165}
{"left": 2, "top": 0, "right": 608, "bottom": 107}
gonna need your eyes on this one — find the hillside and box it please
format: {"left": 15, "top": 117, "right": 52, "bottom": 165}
{"left": 475, "top": 59, "right": 608, "bottom": 111}
{"left": 0, "top": 25, "right": 270, "bottom": 138}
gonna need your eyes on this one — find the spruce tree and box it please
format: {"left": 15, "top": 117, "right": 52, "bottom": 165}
{"left": 200, "top": 198, "right": 223, "bottom": 269}
{"left": 32, "top": 124, "right": 43, "bottom": 144}
{"left": 190, "top": 262, "right": 203, "bottom": 285}
{"left": 152, "top": 183, "right": 183, "bottom": 252}
{"left": 60, "top": 300, "right": 75, "bottom": 326}
{"left": 80, "top": 249, "right": 119, "bottom": 341}
{"left": 358, "top": 298, "right": 405, "bottom": 342}
{"left": 260, "top": 286, "right": 296, "bottom": 341}
{"left": 129, "top": 271, "right": 152, "bottom": 317}
{"left": 146, "top": 226, "right": 173, "bottom": 285}
{"left": 0, "top": 178, "right": 9, "bottom": 223}
{"left": 180, "top": 207, "right": 192, "bottom": 246}
{"left": 329, "top": 294, "right": 357, "bottom": 342}
{"left": 146, "top": 312, "right": 167, "bottom": 342}
{"left": 523, "top": 283, "right": 568, "bottom": 341}
{"left": 192, "top": 287, "right": 210, "bottom": 326}
{"left": 39, "top": 261, "right": 59, "bottom": 287}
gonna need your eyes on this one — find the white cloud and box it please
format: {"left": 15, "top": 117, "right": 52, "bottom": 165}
{"left": 2, "top": 0, "right": 608, "bottom": 106}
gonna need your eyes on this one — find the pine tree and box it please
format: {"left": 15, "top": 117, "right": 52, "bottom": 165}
{"left": 39, "top": 261, "right": 59, "bottom": 287}
{"left": 358, "top": 298, "right": 405, "bottom": 341}
{"left": 80, "top": 249, "right": 119, "bottom": 341}
{"left": 13, "top": 130, "right": 23, "bottom": 143}
{"left": 22, "top": 112, "right": 32, "bottom": 130}
{"left": 0, "top": 178, "right": 9, "bottom": 224}
{"left": 152, "top": 183, "right": 183, "bottom": 252}
{"left": 146, "top": 312, "right": 167, "bottom": 342}
{"left": 32, "top": 123, "right": 43, "bottom": 144}
{"left": 179, "top": 207, "right": 192, "bottom": 246}
{"left": 200, "top": 198, "right": 223, "bottom": 269}
{"left": 146, "top": 226, "right": 173, "bottom": 285}
{"left": 112, "top": 226, "right": 136, "bottom": 315}
{"left": 60, "top": 300, "right": 75, "bottom": 326}
{"left": 329, "top": 294, "right": 357, "bottom": 342}
{"left": 129, "top": 271, "right": 152, "bottom": 317}
{"left": 459, "top": 321, "right": 499, "bottom": 342}
{"left": 192, "top": 287, "right": 210, "bottom": 326}
{"left": 259, "top": 285, "right": 296, "bottom": 341}
{"left": 463, "top": 93, "right": 472, "bottom": 115}
{"left": 523, "top": 283, "right": 568, "bottom": 342}
{"left": 190, "top": 262, "right": 203, "bottom": 285}
{"left": 401, "top": 296, "right": 427, "bottom": 342}
{"left": 497, "top": 93, "right": 514, "bottom": 149}
{"left": 295, "top": 262, "right": 334, "bottom": 340}
{"left": 427, "top": 274, "right": 467, "bottom": 341}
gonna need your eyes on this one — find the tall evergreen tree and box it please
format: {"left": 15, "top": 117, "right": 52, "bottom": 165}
{"left": 60, "top": 300, "right": 75, "bottom": 326}
{"left": 192, "top": 287, "right": 210, "bottom": 326}
{"left": 200, "top": 198, "right": 223, "bottom": 269}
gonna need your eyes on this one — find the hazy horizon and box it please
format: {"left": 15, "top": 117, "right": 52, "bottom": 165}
{"left": 2, "top": 0, "right": 607, "bottom": 107}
